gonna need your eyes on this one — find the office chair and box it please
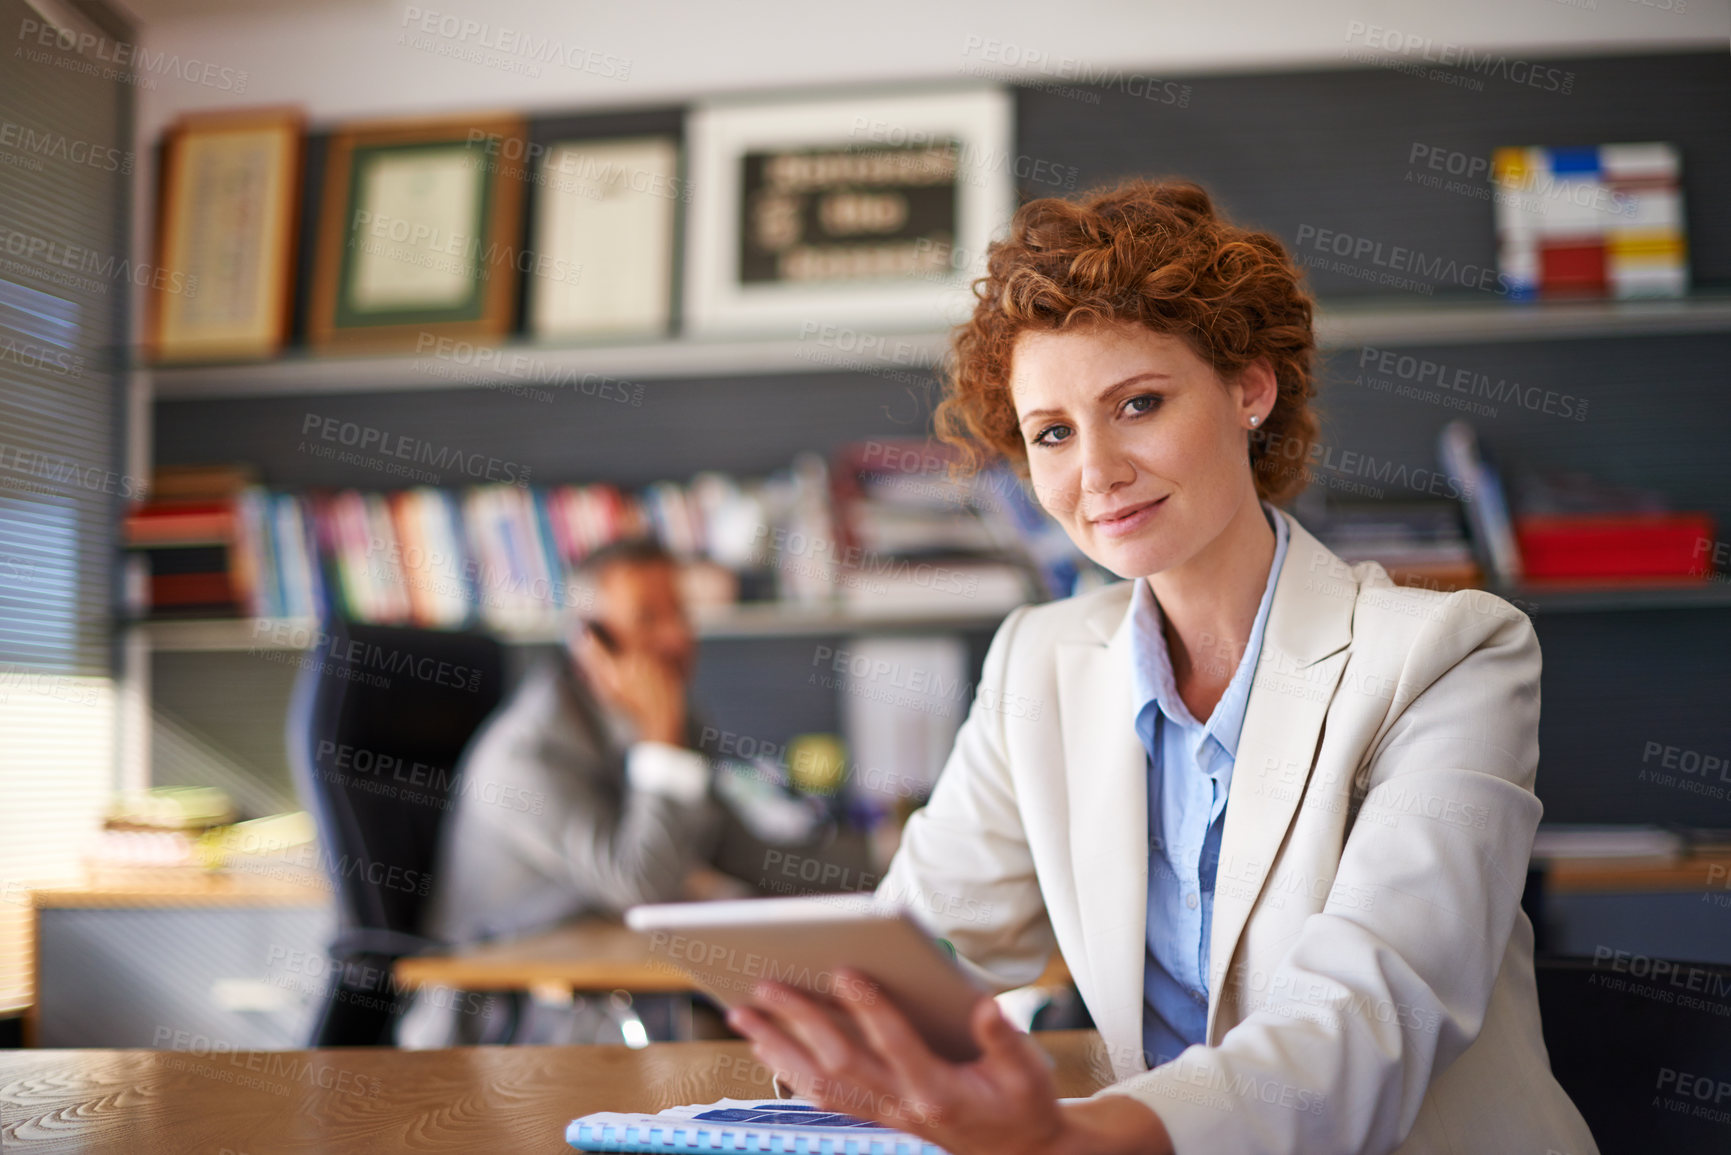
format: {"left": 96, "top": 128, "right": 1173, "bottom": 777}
{"left": 1536, "top": 954, "right": 1731, "bottom": 1155}
{"left": 286, "top": 615, "right": 506, "bottom": 1045}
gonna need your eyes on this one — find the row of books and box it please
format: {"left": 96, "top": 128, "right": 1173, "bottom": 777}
{"left": 129, "top": 424, "right": 1716, "bottom": 634}
{"left": 124, "top": 465, "right": 257, "bottom": 614}
{"left": 123, "top": 448, "right": 1048, "bottom": 630}
{"left": 1307, "top": 420, "right": 1716, "bottom": 590}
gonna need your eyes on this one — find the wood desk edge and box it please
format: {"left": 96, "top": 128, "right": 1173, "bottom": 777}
{"left": 1542, "top": 854, "right": 1731, "bottom": 893}
{"left": 391, "top": 917, "right": 1074, "bottom": 994}
{"left": 30, "top": 875, "right": 332, "bottom": 908}
{"left": 393, "top": 955, "right": 697, "bottom": 993}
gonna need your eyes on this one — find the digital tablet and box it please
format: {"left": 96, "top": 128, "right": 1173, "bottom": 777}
{"left": 625, "top": 895, "right": 987, "bottom": 1062}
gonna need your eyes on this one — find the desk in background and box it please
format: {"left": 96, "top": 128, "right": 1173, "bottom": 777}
{"left": 1543, "top": 851, "right": 1731, "bottom": 894}
{"left": 394, "top": 916, "right": 1075, "bottom": 999}
{"left": 394, "top": 918, "right": 692, "bottom": 997}
{"left": 0, "top": 1031, "right": 1110, "bottom": 1153}
{"left": 1537, "top": 851, "right": 1731, "bottom": 965}
{"left": 29, "top": 871, "right": 333, "bottom": 1048}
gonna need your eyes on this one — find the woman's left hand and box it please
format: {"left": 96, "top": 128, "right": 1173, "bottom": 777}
{"left": 725, "top": 969, "right": 1168, "bottom": 1155}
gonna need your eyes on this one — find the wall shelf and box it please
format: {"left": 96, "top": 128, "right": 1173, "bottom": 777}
{"left": 145, "top": 294, "right": 1731, "bottom": 400}
{"left": 128, "top": 578, "right": 1731, "bottom": 654}
{"left": 129, "top": 604, "right": 1015, "bottom": 653}
{"left": 148, "top": 330, "right": 954, "bottom": 400}
{"left": 1502, "top": 581, "right": 1731, "bottom": 614}
{"left": 1315, "top": 292, "right": 1731, "bottom": 350}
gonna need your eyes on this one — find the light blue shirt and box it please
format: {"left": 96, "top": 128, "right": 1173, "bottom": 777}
{"left": 1134, "top": 503, "right": 1288, "bottom": 1069}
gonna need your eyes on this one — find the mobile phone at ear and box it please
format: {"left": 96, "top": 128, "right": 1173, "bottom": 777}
{"left": 583, "top": 618, "right": 620, "bottom": 654}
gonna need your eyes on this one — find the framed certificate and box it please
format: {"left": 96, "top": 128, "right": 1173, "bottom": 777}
{"left": 529, "top": 136, "right": 679, "bottom": 340}
{"left": 310, "top": 115, "right": 526, "bottom": 351}
{"left": 149, "top": 109, "right": 303, "bottom": 362}
{"left": 684, "top": 85, "right": 1014, "bottom": 336}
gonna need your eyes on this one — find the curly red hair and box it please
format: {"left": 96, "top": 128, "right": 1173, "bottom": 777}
{"left": 934, "top": 178, "right": 1320, "bottom": 504}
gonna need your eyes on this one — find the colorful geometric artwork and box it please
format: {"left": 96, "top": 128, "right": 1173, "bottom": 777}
{"left": 1493, "top": 143, "right": 1687, "bottom": 300}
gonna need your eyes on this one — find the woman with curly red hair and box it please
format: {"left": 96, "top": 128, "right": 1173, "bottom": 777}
{"left": 729, "top": 180, "right": 1598, "bottom": 1155}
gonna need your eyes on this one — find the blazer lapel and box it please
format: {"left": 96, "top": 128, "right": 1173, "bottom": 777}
{"left": 1056, "top": 583, "right": 1149, "bottom": 1075}
{"left": 1205, "top": 514, "right": 1355, "bottom": 1042}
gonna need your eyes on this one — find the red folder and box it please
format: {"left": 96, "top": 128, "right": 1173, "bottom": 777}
{"left": 1514, "top": 513, "right": 1714, "bottom": 580}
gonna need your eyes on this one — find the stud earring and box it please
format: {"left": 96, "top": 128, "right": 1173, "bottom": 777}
{"left": 1248, "top": 415, "right": 1261, "bottom": 427}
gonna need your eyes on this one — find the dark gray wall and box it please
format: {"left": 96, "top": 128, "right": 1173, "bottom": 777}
{"left": 154, "top": 50, "right": 1731, "bottom": 828}
{"left": 1313, "top": 333, "right": 1731, "bottom": 529}
{"left": 1015, "top": 50, "right": 1731, "bottom": 293}
{"left": 157, "top": 369, "right": 943, "bottom": 491}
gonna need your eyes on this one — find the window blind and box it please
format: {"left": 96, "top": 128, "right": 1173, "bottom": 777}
{"left": 0, "top": 0, "right": 132, "bottom": 1014}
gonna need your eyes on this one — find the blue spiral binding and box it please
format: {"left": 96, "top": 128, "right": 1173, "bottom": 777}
{"left": 566, "top": 1117, "right": 947, "bottom": 1153}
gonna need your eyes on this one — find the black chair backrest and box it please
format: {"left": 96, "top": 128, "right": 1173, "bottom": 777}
{"left": 1537, "top": 954, "right": 1731, "bottom": 1155}
{"left": 286, "top": 616, "right": 506, "bottom": 1043}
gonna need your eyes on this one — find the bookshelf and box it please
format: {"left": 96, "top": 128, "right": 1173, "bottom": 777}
{"left": 1313, "top": 292, "right": 1731, "bottom": 350}
{"left": 130, "top": 579, "right": 1731, "bottom": 654}
{"left": 1502, "top": 582, "right": 1731, "bottom": 614}
{"left": 130, "top": 605, "right": 1015, "bottom": 652}
{"left": 146, "top": 293, "right": 1731, "bottom": 400}
{"left": 147, "top": 330, "right": 950, "bottom": 399}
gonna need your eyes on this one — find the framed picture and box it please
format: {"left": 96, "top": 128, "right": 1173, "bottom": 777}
{"left": 529, "top": 135, "right": 680, "bottom": 340}
{"left": 309, "top": 115, "right": 526, "bottom": 351}
{"left": 684, "top": 85, "right": 1015, "bottom": 336}
{"left": 149, "top": 108, "right": 303, "bottom": 363}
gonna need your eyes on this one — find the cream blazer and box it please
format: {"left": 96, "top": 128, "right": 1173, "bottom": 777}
{"left": 877, "top": 511, "right": 1599, "bottom": 1155}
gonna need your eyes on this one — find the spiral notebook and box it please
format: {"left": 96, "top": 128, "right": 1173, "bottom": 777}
{"left": 565, "top": 1098, "right": 949, "bottom": 1154}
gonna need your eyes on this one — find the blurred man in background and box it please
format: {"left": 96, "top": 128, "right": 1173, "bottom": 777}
{"left": 399, "top": 538, "right": 868, "bottom": 1045}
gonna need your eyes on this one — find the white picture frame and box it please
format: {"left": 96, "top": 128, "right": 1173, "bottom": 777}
{"left": 684, "top": 85, "right": 1015, "bottom": 337}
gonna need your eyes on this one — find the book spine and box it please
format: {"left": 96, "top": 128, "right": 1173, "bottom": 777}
{"left": 529, "top": 486, "right": 566, "bottom": 614}
{"left": 439, "top": 488, "right": 478, "bottom": 625}
{"left": 1437, "top": 421, "right": 1522, "bottom": 584}
{"left": 233, "top": 488, "right": 272, "bottom": 618}
{"left": 391, "top": 489, "right": 431, "bottom": 627}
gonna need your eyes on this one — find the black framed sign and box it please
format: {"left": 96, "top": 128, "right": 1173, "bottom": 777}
{"left": 685, "top": 86, "right": 1014, "bottom": 336}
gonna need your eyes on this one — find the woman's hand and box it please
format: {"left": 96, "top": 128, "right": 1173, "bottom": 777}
{"left": 725, "top": 969, "right": 1172, "bottom": 1155}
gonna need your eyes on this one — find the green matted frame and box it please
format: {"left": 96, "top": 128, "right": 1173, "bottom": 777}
{"left": 310, "top": 114, "right": 525, "bottom": 351}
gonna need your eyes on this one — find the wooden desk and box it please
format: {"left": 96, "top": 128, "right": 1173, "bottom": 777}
{"left": 31, "top": 869, "right": 329, "bottom": 909}
{"left": 1541, "top": 853, "right": 1731, "bottom": 894}
{"left": 395, "top": 918, "right": 691, "bottom": 995}
{"left": 394, "top": 917, "right": 1075, "bottom": 995}
{"left": 0, "top": 1031, "right": 1110, "bottom": 1153}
